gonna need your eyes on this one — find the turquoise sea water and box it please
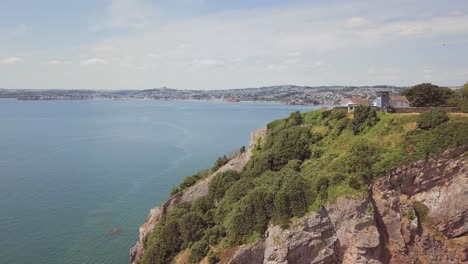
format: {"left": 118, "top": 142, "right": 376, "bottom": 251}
{"left": 0, "top": 100, "right": 319, "bottom": 264}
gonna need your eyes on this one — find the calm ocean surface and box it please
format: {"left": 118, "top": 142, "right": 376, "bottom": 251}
{"left": 0, "top": 100, "right": 319, "bottom": 264}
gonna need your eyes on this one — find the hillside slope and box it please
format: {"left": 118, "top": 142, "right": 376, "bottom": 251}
{"left": 132, "top": 107, "right": 467, "bottom": 264}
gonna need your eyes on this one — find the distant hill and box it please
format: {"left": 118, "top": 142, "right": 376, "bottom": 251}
{"left": 0, "top": 85, "right": 406, "bottom": 104}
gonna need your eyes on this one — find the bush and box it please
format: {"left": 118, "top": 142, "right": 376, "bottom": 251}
{"left": 208, "top": 170, "right": 240, "bottom": 201}
{"left": 351, "top": 106, "right": 379, "bottom": 135}
{"left": 283, "top": 159, "right": 302, "bottom": 171}
{"left": 240, "top": 145, "right": 246, "bottom": 153}
{"left": 274, "top": 173, "right": 312, "bottom": 227}
{"left": 212, "top": 155, "right": 230, "bottom": 171}
{"left": 288, "top": 111, "right": 303, "bottom": 126}
{"left": 178, "top": 212, "right": 207, "bottom": 247}
{"left": 225, "top": 186, "right": 275, "bottom": 244}
{"left": 329, "top": 109, "right": 347, "bottom": 120}
{"left": 207, "top": 250, "right": 219, "bottom": 264}
{"left": 406, "top": 120, "right": 468, "bottom": 160}
{"left": 190, "top": 239, "right": 210, "bottom": 263}
{"left": 191, "top": 196, "right": 214, "bottom": 215}
{"left": 348, "top": 176, "right": 363, "bottom": 190}
{"left": 173, "top": 169, "right": 210, "bottom": 195}
{"left": 413, "top": 201, "right": 429, "bottom": 223}
{"left": 417, "top": 109, "right": 448, "bottom": 130}
{"left": 203, "top": 226, "right": 225, "bottom": 245}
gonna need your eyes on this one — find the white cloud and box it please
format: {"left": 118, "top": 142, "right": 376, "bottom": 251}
{"left": 80, "top": 58, "right": 108, "bottom": 66}
{"left": 191, "top": 59, "right": 225, "bottom": 67}
{"left": 308, "top": 61, "right": 322, "bottom": 69}
{"left": 47, "top": 60, "right": 72, "bottom": 65}
{"left": 344, "top": 17, "right": 369, "bottom": 29}
{"left": 0, "top": 57, "right": 24, "bottom": 65}
{"left": 147, "top": 53, "right": 162, "bottom": 59}
{"left": 3, "top": 0, "right": 468, "bottom": 89}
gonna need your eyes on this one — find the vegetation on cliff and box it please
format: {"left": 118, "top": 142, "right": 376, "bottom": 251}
{"left": 138, "top": 107, "right": 468, "bottom": 264}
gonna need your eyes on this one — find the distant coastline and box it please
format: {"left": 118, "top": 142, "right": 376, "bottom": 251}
{"left": 0, "top": 85, "right": 406, "bottom": 105}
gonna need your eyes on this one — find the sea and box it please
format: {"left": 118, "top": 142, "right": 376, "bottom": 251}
{"left": 0, "top": 99, "right": 320, "bottom": 264}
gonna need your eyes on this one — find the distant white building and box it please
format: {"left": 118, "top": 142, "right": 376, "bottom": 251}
{"left": 340, "top": 97, "right": 370, "bottom": 112}
{"left": 372, "top": 95, "right": 410, "bottom": 108}
{"left": 389, "top": 96, "right": 410, "bottom": 108}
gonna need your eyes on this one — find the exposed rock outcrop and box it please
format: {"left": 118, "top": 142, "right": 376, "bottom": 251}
{"left": 222, "top": 145, "right": 468, "bottom": 264}
{"left": 130, "top": 127, "right": 267, "bottom": 264}
{"left": 372, "top": 145, "right": 468, "bottom": 263}
{"left": 227, "top": 197, "right": 384, "bottom": 264}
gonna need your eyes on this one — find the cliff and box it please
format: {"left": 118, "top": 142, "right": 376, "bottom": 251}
{"left": 223, "top": 145, "right": 467, "bottom": 264}
{"left": 130, "top": 127, "right": 267, "bottom": 264}
{"left": 131, "top": 108, "right": 468, "bottom": 264}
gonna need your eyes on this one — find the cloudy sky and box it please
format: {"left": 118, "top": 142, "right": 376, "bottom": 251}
{"left": 1, "top": 0, "right": 467, "bottom": 90}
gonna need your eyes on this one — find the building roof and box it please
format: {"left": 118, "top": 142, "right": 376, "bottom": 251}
{"left": 390, "top": 96, "right": 409, "bottom": 103}
{"left": 341, "top": 97, "right": 369, "bottom": 106}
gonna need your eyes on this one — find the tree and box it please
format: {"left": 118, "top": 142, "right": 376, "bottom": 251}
{"left": 463, "top": 82, "right": 468, "bottom": 99}
{"left": 401, "top": 83, "right": 454, "bottom": 107}
{"left": 178, "top": 212, "right": 207, "bottom": 247}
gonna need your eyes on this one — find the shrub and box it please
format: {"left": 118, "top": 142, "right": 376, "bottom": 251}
{"left": 207, "top": 250, "right": 219, "bottom": 264}
{"left": 178, "top": 212, "right": 207, "bottom": 248}
{"left": 225, "top": 186, "right": 275, "bottom": 244}
{"left": 212, "top": 155, "right": 230, "bottom": 171}
{"left": 351, "top": 106, "right": 379, "bottom": 135}
{"left": 191, "top": 196, "right": 214, "bottom": 215}
{"left": 240, "top": 145, "right": 246, "bottom": 153}
{"left": 173, "top": 169, "right": 210, "bottom": 195}
{"left": 348, "top": 176, "right": 363, "bottom": 190}
{"left": 406, "top": 120, "right": 468, "bottom": 160}
{"left": 190, "top": 239, "right": 210, "bottom": 263}
{"left": 344, "top": 139, "right": 378, "bottom": 176}
{"left": 288, "top": 111, "right": 303, "bottom": 126}
{"left": 413, "top": 201, "right": 430, "bottom": 223}
{"left": 208, "top": 170, "right": 240, "bottom": 201}
{"left": 203, "top": 225, "right": 225, "bottom": 245}
{"left": 329, "top": 109, "right": 347, "bottom": 120}
{"left": 417, "top": 109, "right": 448, "bottom": 130}
{"left": 274, "top": 173, "right": 312, "bottom": 227}
{"left": 283, "top": 159, "right": 302, "bottom": 171}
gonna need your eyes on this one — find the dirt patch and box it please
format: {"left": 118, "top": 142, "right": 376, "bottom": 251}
{"left": 173, "top": 249, "right": 191, "bottom": 264}
{"left": 404, "top": 122, "right": 417, "bottom": 132}
{"left": 218, "top": 246, "right": 241, "bottom": 264}
{"left": 449, "top": 112, "right": 468, "bottom": 117}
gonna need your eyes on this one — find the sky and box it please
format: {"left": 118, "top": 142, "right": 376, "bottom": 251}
{"left": 0, "top": 0, "right": 468, "bottom": 90}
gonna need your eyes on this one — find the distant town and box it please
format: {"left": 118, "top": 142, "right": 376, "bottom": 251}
{"left": 0, "top": 85, "right": 409, "bottom": 105}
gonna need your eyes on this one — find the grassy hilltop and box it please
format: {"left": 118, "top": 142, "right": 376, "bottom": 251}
{"left": 138, "top": 107, "right": 468, "bottom": 264}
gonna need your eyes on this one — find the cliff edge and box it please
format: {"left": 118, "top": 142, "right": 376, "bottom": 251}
{"left": 130, "top": 126, "right": 267, "bottom": 264}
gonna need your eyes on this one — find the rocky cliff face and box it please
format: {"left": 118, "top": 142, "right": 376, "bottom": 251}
{"left": 223, "top": 145, "right": 468, "bottom": 264}
{"left": 130, "top": 127, "right": 267, "bottom": 264}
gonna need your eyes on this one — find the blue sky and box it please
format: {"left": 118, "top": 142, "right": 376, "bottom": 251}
{"left": 1, "top": 0, "right": 467, "bottom": 89}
